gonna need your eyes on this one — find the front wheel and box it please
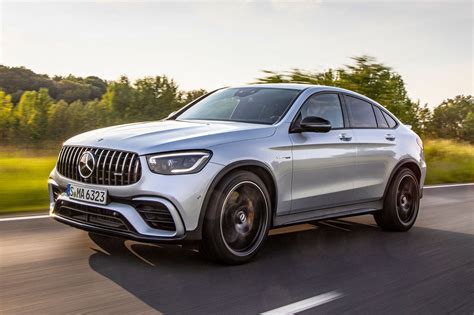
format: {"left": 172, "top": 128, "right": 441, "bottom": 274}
{"left": 200, "top": 170, "right": 271, "bottom": 264}
{"left": 374, "top": 168, "right": 420, "bottom": 231}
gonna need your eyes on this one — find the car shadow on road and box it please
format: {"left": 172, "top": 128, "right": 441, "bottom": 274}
{"left": 87, "top": 217, "right": 474, "bottom": 314}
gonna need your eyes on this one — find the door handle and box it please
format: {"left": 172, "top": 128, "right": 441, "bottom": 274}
{"left": 385, "top": 134, "right": 396, "bottom": 141}
{"left": 339, "top": 133, "right": 352, "bottom": 141}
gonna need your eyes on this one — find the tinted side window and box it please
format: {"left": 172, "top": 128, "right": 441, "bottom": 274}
{"left": 373, "top": 106, "right": 389, "bottom": 128}
{"left": 345, "top": 96, "right": 377, "bottom": 128}
{"left": 299, "top": 93, "right": 344, "bottom": 128}
{"left": 383, "top": 111, "right": 397, "bottom": 128}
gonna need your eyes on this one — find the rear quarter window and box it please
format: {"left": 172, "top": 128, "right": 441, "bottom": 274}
{"left": 382, "top": 111, "right": 397, "bottom": 128}
{"left": 344, "top": 95, "right": 377, "bottom": 128}
{"left": 373, "top": 106, "right": 389, "bottom": 128}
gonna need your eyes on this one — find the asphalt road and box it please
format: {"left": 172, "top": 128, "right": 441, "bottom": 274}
{"left": 1, "top": 185, "right": 473, "bottom": 314}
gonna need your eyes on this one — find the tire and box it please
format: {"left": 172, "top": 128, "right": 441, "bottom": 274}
{"left": 374, "top": 168, "right": 420, "bottom": 231}
{"left": 200, "top": 170, "right": 271, "bottom": 264}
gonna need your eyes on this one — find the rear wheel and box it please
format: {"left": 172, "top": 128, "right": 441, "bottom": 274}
{"left": 200, "top": 170, "right": 271, "bottom": 264}
{"left": 374, "top": 168, "right": 420, "bottom": 231}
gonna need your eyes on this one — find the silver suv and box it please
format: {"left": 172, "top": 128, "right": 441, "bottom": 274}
{"left": 49, "top": 84, "right": 426, "bottom": 264}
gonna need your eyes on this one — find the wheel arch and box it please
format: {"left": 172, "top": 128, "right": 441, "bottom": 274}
{"left": 193, "top": 160, "right": 278, "bottom": 239}
{"left": 383, "top": 158, "right": 422, "bottom": 200}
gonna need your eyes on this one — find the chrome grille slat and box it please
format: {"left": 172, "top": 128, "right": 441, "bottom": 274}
{"left": 108, "top": 151, "right": 117, "bottom": 185}
{"left": 61, "top": 147, "right": 68, "bottom": 175}
{"left": 92, "top": 148, "right": 100, "bottom": 184}
{"left": 102, "top": 150, "right": 110, "bottom": 185}
{"left": 58, "top": 147, "right": 66, "bottom": 175}
{"left": 114, "top": 152, "right": 123, "bottom": 185}
{"left": 69, "top": 147, "right": 79, "bottom": 179}
{"left": 127, "top": 156, "right": 134, "bottom": 185}
{"left": 65, "top": 147, "right": 74, "bottom": 179}
{"left": 96, "top": 149, "right": 105, "bottom": 185}
{"left": 121, "top": 153, "right": 129, "bottom": 185}
{"left": 56, "top": 146, "right": 141, "bottom": 186}
{"left": 133, "top": 158, "right": 140, "bottom": 183}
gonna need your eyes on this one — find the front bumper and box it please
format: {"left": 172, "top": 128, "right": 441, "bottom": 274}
{"left": 48, "top": 159, "right": 225, "bottom": 242}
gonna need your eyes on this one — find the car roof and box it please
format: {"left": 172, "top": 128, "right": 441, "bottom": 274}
{"left": 233, "top": 83, "right": 354, "bottom": 94}
{"left": 234, "top": 83, "right": 381, "bottom": 106}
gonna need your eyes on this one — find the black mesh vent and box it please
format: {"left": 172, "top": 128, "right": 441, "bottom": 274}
{"left": 135, "top": 202, "right": 176, "bottom": 231}
{"left": 55, "top": 200, "right": 135, "bottom": 232}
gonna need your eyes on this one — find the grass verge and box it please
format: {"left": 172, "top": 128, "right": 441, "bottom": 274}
{"left": 424, "top": 139, "right": 474, "bottom": 184}
{"left": 0, "top": 149, "right": 57, "bottom": 214}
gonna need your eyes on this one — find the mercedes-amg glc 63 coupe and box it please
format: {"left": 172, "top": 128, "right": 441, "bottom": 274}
{"left": 49, "top": 84, "right": 426, "bottom": 264}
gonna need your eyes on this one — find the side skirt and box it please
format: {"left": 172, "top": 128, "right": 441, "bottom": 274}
{"left": 273, "top": 199, "right": 383, "bottom": 227}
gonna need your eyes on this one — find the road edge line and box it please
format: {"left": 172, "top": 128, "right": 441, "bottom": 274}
{"left": 424, "top": 183, "right": 474, "bottom": 189}
{"left": 0, "top": 214, "right": 50, "bottom": 222}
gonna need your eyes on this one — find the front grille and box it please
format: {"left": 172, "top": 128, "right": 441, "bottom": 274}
{"left": 57, "top": 146, "right": 141, "bottom": 185}
{"left": 135, "top": 202, "right": 176, "bottom": 231}
{"left": 55, "top": 200, "right": 135, "bottom": 232}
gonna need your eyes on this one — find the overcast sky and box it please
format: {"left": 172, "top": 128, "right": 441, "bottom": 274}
{"left": 1, "top": 0, "right": 472, "bottom": 107}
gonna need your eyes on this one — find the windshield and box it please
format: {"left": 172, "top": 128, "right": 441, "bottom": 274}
{"left": 177, "top": 87, "right": 300, "bottom": 124}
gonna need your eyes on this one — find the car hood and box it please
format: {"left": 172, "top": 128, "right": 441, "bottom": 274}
{"left": 64, "top": 120, "right": 276, "bottom": 155}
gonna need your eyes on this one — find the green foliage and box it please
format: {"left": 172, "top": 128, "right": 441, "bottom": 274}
{"left": 0, "top": 65, "right": 108, "bottom": 103}
{"left": 181, "top": 89, "right": 208, "bottom": 105}
{"left": 0, "top": 73, "right": 207, "bottom": 147}
{"left": 0, "top": 91, "right": 13, "bottom": 143}
{"left": 9, "top": 89, "right": 53, "bottom": 143}
{"left": 0, "top": 57, "right": 472, "bottom": 147}
{"left": 426, "top": 95, "right": 473, "bottom": 143}
{"left": 132, "top": 76, "right": 181, "bottom": 121}
{"left": 256, "top": 55, "right": 430, "bottom": 134}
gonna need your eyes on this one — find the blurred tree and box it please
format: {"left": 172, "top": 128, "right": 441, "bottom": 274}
{"left": 256, "top": 55, "right": 426, "bottom": 133}
{"left": 12, "top": 90, "right": 37, "bottom": 142}
{"left": 180, "top": 89, "right": 208, "bottom": 106}
{"left": 29, "top": 88, "right": 53, "bottom": 141}
{"left": 4, "top": 59, "right": 471, "bottom": 147}
{"left": 47, "top": 100, "right": 70, "bottom": 141}
{"left": 133, "top": 76, "right": 180, "bottom": 121}
{"left": 11, "top": 89, "right": 53, "bottom": 142}
{"left": 0, "top": 65, "right": 108, "bottom": 103}
{"left": 0, "top": 90, "right": 13, "bottom": 143}
{"left": 102, "top": 76, "right": 135, "bottom": 123}
{"left": 427, "top": 95, "right": 473, "bottom": 143}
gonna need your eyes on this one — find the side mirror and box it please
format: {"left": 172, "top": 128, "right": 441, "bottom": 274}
{"left": 299, "top": 116, "right": 332, "bottom": 132}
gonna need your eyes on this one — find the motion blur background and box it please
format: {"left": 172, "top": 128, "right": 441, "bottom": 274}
{"left": 0, "top": 0, "right": 472, "bottom": 214}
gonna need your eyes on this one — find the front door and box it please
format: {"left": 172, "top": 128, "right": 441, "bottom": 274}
{"left": 290, "top": 93, "right": 357, "bottom": 213}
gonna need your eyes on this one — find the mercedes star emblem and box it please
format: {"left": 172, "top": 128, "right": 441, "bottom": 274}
{"left": 78, "top": 151, "right": 96, "bottom": 179}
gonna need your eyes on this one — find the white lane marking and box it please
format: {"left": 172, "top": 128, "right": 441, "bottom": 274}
{"left": 424, "top": 183, "right": 474, "bottom": 189}
{"left": 0, "top": 214, "right": 50, "bottom": 222}
{"left": 261, "top": 291, "right": 343, "bottom": 315}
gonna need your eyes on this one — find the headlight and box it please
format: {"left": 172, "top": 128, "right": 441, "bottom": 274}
{"left": 147, "top": 151, "right": 212, "bottom": 175}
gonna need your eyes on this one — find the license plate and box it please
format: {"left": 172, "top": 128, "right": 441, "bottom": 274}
{"left": 67, "top": 184, "right": 107, "bottom": 205}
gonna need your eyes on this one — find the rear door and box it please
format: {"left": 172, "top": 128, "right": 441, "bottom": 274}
{"left": 290, "top": 92, "right": 357, "bottom": 213}
{"left": 344, "top": 94, "right": 399, "bottom": 201}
